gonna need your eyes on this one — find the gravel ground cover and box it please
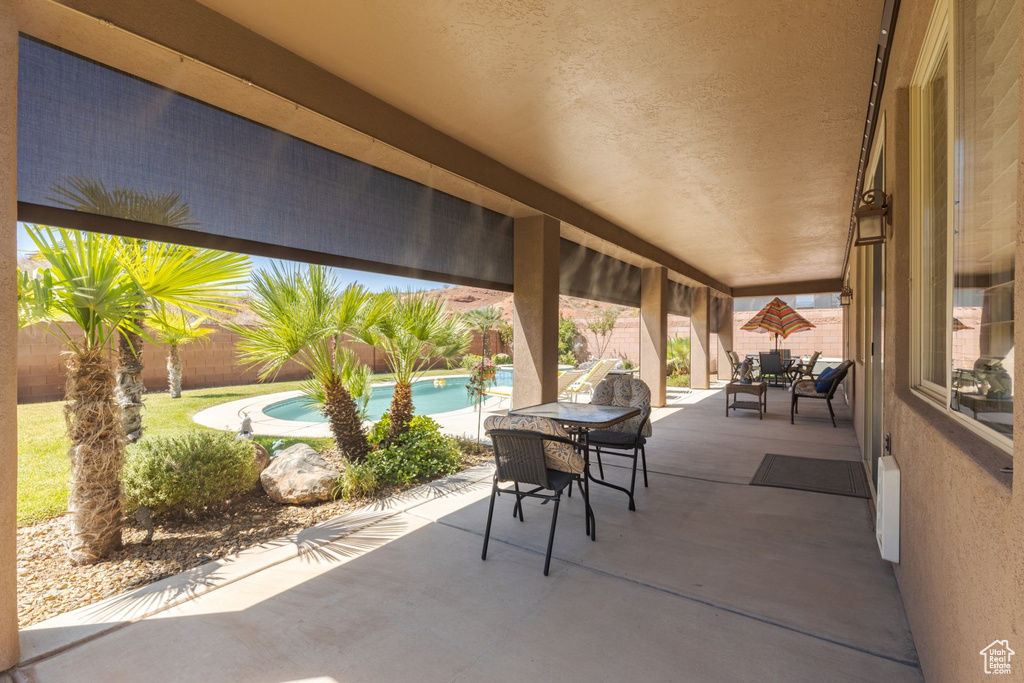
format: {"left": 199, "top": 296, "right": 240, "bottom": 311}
{"left": 17, "top": 447, "right": 492, "bottom": 628}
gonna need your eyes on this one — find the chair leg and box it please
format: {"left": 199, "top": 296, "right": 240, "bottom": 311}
{"left": 481, "top": 479, "right": 498, "bottom": 561}
{"left": 827, "top": 398, "right": 837, "bottom": 427}
{"left": 791, "top": 396, "right": 797, "bottom": 424}
{"left": 513, "top": 482, "right": 524, "bottom": 521}
{"left": 543, "top": 495, "right": 561, "bottom": 576}
{"left": 641, "top": 445, "right": 648, "bottom": 487}
{"left": 628, "top": 447, "right": 639, "bottom": 511}
{"left": 596, "top": 447, "right": 605, "bottom": 479}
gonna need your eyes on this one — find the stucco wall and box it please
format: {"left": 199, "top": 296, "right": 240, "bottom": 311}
{"left": 853, "top": 0, "right": 1023, "bottom": 679}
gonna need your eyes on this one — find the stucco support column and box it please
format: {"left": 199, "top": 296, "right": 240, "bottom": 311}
{"left": 690, "top": 287, "right": 711, "bottom": 390}
{"left": 640, "top": 267, "right": 667, "bottom": 407}
{"left": 716, "top": 296, "right": 734, "bottom": 380}
{"left": 512, "top": 215, "right": 559, "bottom": 408}
{"left": 0, "top": 1, "right": 18, "bottom": 669}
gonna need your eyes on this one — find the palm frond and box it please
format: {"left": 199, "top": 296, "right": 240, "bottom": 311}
{"left": 49, "top": 176, "right": 200, "bottom": 229}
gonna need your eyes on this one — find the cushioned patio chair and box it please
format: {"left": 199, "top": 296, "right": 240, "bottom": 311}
{"left": 787, "top": 350, "right": 821, "bottom": 383}
{"left": 758, "top": 351, "right": 788, "bottom": 387}
{"left": 482, "top": 414, "right": 589, "bottom": 575}
{"left": 790, "top": 360, "right": 854, "bottom": 428}
{"left": 587, "top": 376, "right": 653, "bottom": 509}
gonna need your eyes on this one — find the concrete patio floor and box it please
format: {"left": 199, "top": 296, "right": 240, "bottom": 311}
{"left": 14, "top": 384, "right": 920, "bottom": 682}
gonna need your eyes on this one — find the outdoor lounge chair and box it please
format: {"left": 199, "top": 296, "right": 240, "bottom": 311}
{"left": 727, "top": 351, "right": 743, "bottom": 381}
{"left": 482, "top": 414, "right": 589, "bottom": 575}
{"left": 588, "top": 376, "right": 652, "bottom": 509}
{"left": 791, "top": 360, "right": 854, "bottom": 427}
{"left": 758, "top": 351, "right": 788, "bottom": 387}
{"left": 565, "top": 359, "right": 618, "bottom": 400}
{"left": 483, "top": 369, "right": 585, "bottom": 407}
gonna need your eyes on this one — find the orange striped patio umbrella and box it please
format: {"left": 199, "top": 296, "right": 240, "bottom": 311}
{"left": 741, "top": 297, "right": 815, "bottom": 350}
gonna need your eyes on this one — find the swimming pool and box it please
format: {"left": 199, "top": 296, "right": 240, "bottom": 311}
{"left": 263, "top": 377, "right": 474, "bottom": 423}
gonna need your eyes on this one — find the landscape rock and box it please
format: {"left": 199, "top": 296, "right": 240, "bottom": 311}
{"left": 260, "top": 444, "right": 341, "bottom": 504}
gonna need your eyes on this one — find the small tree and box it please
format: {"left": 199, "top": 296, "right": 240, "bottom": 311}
{"left": 148, "top": 311, "right": 215, "bottom": 398}
{"left": 359, "top": 291, "right": 469, "bottom": 440}
{"left": 463, "top": 306, "right": 503, "bottom": 359}
{"left": 232, "top": 264, "right": 374, "bottom": 461}
{"left": 19, "top": 226, "right": 247, "bottom": 563}
{"left": 667, "top": 335, "right": 691, "bottom": 376}
{"left": 585, "top": 307, "right": 623, "bottom": 360}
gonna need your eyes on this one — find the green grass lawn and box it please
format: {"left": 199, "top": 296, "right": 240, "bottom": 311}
{"left": 17, "top": 380, "right": 331, "bottom": 527}
{"left": 17, "top": 370, "right": 470, "bottom": 527}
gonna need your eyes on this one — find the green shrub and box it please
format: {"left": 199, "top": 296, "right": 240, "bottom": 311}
{"left": 667, "top": 373, "right": 690, "bottom": 388}
{"left": 558, "top": 316, "right": 580, "bottom": 365}
{"left": 491, "top": 353, "right": 512, "bottom": 365}
{"left": 461, "top": 353, "right": 483, "bottom": 370}
{"left": 337, "top": 460, "right": 379, "bottom": 500}
{"left": 122, "top": 430, "right": 259, "bottom": 517}
{"left": 367, "top": 413, "right": 461, "bottom": 487}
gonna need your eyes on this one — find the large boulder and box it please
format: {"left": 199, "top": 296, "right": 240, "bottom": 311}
{"left": 260, "top": 443, "right": 341, "bottom": 504}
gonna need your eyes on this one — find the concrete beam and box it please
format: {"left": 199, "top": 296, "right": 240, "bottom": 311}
{"left": 640, "top": 267, "right": 667, "bottom": 407}
{"left": 691, "top": 287, "right": 711, "bottom": 390}
{"left": 732, "top": 278, "right": 843, "bottom": 298}
{"left": 512, "top": 215, "right": 559, "bottom": 408}
{"left": 0, "top": 0, "right": 18, "bottom": 668}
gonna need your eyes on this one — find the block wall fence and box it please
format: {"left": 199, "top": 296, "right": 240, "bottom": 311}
{"left": 17, "top": 325, "right": 499, "bottom": 404}
{"left": 18, "top": 309, "right": 858, "bottom": 404}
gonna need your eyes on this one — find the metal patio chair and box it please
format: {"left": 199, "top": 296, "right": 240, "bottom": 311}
{"left": 588, "top": 376, "right": 653, "bottom": 509}
{"left": 758, "top": 351, "right": 788, "bottom": 387}
{"left": 481, "top": 428, "right": 587, "bottom": 575}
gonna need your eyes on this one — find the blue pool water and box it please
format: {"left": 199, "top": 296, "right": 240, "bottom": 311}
{"left": 264, "top": 377, "right": 474, "bottom": 423}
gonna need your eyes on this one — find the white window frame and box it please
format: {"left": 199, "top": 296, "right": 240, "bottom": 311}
{"left": 910, "top": 0, "right": 1014, "bottom": 453}
{"left": 910, "top": 0, "right": 953, "bottom": 404}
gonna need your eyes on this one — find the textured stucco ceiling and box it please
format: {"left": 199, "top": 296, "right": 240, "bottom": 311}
{"left": 197, "top": 0, "right": 881, "bottom": 289}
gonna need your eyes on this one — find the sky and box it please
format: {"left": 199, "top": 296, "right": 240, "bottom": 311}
{"left": 16, "top": 223, "right": 450, "bottom": 294}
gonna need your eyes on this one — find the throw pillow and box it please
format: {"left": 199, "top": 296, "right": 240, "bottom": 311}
{"left": 815, "top": 366, "right": 838, "bottom": 393}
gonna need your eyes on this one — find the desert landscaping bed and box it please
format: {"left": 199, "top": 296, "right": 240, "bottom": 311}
{"left": 17, "top": 447, "right": 493, "bottom": 628}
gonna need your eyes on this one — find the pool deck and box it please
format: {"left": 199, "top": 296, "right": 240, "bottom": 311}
{"left": 191, "top": 382, "right": 704, "bottom": 441}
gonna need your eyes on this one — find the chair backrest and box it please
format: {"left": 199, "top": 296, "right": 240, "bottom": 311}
{"left": 805, "top": 351, "right": 821, "bottom": 372}
{"left": 824, "top": 360, "right": 854, "bottom": 399}
{"left": 781, "top": 349, "right": 791, "bottom": 359}
{"left": 728, "top": 350, "right": 741, "bottom": 368}
{"left": 488, "top": 430, "right": 552, "bottom": 488}
{"left": 483, "top": 414, "right": 585, "bottom": 474}
{"left": 591, "top": 376, "right": 653, "bottom": 437}
{"left": 759, "top": 352, "right": 784, "bottom": 375}
{"left": 556, "top": 369, "right": 585, "bottom": 392}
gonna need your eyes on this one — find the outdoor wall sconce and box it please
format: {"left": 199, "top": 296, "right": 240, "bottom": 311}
{"left": 839, "top": 286, "right": 853, "bottom": 306}
{"left": 854, "top": 189, "right": 890, "bottom": 246}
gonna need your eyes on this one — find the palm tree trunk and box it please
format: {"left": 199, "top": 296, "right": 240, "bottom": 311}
{"left": 389, "top": 381, "right": 414, "bottom": 440}
{"left": 116, "top": 324, "right": 146, "bottom": 442}
{"left": 65, "top": 347, "right": 125, "bottom": 564}
{"left": 324, "top": 376, "right": 369, "bottom": 461}
{"left": 167, "top": 343, "right": 183, "bottom": 399}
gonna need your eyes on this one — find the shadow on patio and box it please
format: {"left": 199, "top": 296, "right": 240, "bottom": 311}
{"left": 17, "top": 384, "right": 921, "bottom": 682}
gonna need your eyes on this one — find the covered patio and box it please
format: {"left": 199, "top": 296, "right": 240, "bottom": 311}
{"left": 16, "top": 385, "right": 920, "bottom": 682}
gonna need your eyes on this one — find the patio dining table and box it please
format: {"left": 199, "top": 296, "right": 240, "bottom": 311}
{"left": 508, "top": 401, "right": 641, "bottom": 541}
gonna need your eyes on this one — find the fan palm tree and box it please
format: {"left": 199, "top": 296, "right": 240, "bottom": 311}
{"left": 19, "top": 226, "right": 248, "bottom": 563}
{"left": 231, "top": 264, "right": 375, "bottom": 461}
{"left": 50, "top": 177, "right": 202, "bottom": 441}
{"left": 359, "top": 291, "right": 470, "bottom": 440}
{"left": 462, "top": 306, "right": 504, "bottom": 359}
{"left": 148, "top": 311, "right": 216, "bottom": 398}
{"left": 667, "top": 335, "right": 691, "bottom": 376}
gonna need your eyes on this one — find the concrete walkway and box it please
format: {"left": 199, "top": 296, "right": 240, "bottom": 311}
{"left": 15, "top": 384, "right": 920, "bottom": 682}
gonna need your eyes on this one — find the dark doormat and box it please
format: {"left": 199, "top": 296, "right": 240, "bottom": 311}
{"left": 750, "top": 454, "right": 869, "bottom": 498}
